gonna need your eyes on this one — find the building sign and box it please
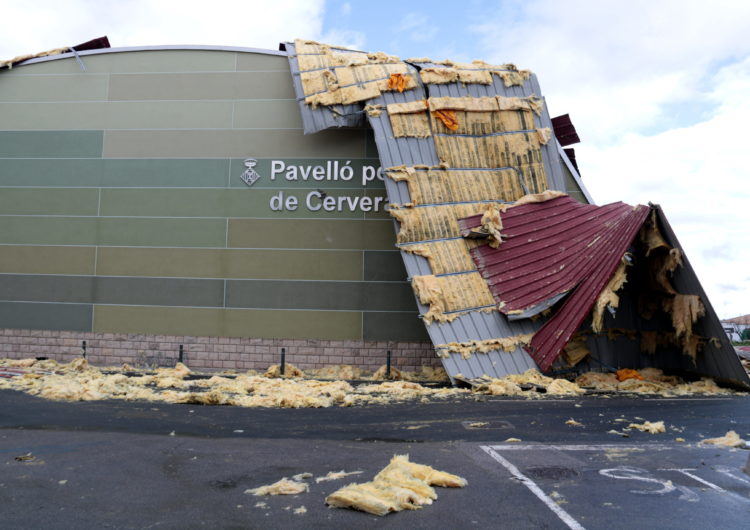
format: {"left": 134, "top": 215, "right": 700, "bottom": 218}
{"left": 240, "top": 158, "right": 387, "bottom": 213}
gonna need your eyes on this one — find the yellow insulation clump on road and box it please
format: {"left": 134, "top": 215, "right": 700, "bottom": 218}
{"left": 245, "top": 478, "right": 309, "bottom": 496}
{"left": 325, "top": 455, "right": 466, "bottom": 516}
{"left": 575, "top": 368, "right": 732, "bottom": 396}
{"left": 701, "top": 430, "right": 745, "bottom": 448}
{"left": 627, "top": 421, "right": 666, "bottom": 434}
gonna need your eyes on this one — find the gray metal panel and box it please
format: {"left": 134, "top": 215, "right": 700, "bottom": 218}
{"left": 285, "top": 42, "right": 365, "bottom": 134}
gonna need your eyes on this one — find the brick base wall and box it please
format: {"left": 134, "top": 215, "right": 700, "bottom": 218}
{"left": 0, "top": 328, "right": 440, "bottom": 373}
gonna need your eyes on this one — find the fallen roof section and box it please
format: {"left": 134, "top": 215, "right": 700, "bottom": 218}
{"left": 285, "top": 38, "right": 748, "bottom": 389}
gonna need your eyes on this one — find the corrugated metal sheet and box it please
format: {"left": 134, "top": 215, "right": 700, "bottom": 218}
{"left": 461, "top": 195, "right": 650, "bottom": 371}
{"left": 284, "top": 44, "right": 568, "bottom": 382}
{"left": 284, "top": 41, "right": 366, "bottom": 134}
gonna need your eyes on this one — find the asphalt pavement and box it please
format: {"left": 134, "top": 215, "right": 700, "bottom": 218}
{"left": 1, "top": 389, "right": 749, "bottom": 528}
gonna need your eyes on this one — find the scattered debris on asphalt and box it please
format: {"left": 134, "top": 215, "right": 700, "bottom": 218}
{"left": 627, "top": 420, "right": 666, "bottom": 434}
{"left": 325, "top": 455, "right": 466, "bottom": 516}
{"left": 0, "top": 358, "right": 740, "bottom": 409}
{"left": 565, "top": 419, "right": 583, "bottom": 427}
{"left": 245, "top": 478, "right": 309, "bottom": 496}
{"left": 701, "top": 430, "right": 746, "bottom": 448}
{"left": 315, "top": 470, "right": 363, "bottom": 483}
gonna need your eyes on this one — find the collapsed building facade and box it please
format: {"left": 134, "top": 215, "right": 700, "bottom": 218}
{"left": 0, "top": 38, "right": 746, "bottom": 388}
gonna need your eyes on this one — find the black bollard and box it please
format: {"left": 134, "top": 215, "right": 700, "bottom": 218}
{"left": 82, "top": 340, "right": 87, "bottom": 359}
{"left": 280, "top": 347, "right": 286, "bottom": 376}
{"left": 178, "top": 344, "right": 184, "bottom": 364}
{"left": 386, "top": 350, "right": 391, "bottom": 378}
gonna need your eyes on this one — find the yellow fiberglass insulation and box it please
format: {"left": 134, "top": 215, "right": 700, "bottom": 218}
{"left": 435, "top": 333, "right": 535, "bottom": 359}
{"left": 701, "top": 431, "right": 745, "bottom": 448}
{"left": 411, "top": 273, "right": 495, "bottom": 322}
{"left": 574, "top": 368, "right": 733, "bottom": 396}
{"left": 0, "top": 358, "right": 470, "bottom": 408}
{"left": 591, "top": 258, "right": 630, "bottom": 333}
{"left": 325, "top": 455, "right": 466, "bottom": 516}
{"left": 627, "top": 421, "right": 666, "bottom": 434}
{"left": 265, "top": 363, "right": 305, "bottom": 378}
{"left": 245, "top": 478, "right": 309, "bottom": 496}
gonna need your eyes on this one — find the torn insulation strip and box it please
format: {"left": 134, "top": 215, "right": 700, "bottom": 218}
{"left": 411, "top": 273, "right": 495, "bottom": 323}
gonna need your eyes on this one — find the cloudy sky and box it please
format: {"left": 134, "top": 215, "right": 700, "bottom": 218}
{"left": 2, "top": 0, "right": 748, "bottom": 319}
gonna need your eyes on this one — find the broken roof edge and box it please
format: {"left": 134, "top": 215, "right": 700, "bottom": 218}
{"left": 650, "top": 204, "right": 750, "bottom": 389}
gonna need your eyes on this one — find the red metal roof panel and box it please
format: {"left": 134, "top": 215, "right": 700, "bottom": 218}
{"left": 461, "top": 195, "right": 650, "bottom": 371}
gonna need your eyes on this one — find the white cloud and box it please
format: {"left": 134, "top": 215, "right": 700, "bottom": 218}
{"left": 471, "top": 1, "right": 750, "bottom": 318}
{"left": 0, "top": 0, "right": 326, "bottom": 58}
{"left": 580, "top": 56, "right": 750, "bottom": 318}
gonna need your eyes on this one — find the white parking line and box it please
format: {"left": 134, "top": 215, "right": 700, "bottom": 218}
{"left": 481, "top": 445, "right": 586, "bottom": 530}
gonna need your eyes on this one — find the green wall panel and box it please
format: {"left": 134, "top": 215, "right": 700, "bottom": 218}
{"left": 94, "top": 305, "right": 362, "bottom": 340}
{"left": 0, "top": 245, "right": 95, "bottom": 275}
{"left": 101, "top": 159, "right": 229, "bottom": 187}
{"left": 0, "top": 101, "right": 234, "bottom": 130}
{"left": 0, "top": 131, "right": 103, "bottom": 158}
{"left": 99, "top": 188, "right": 384, "bottom": 219}
{"left": 0, "top": 159, "right": 231, "bottom": 187}
{"left": 96, "top": 248, "right": 363, "bottom": 281}
{"left": 225, "top": 279, "right": 416, "bottom": 311}
{"left": 228, "top": 219, "right": 396, "bottom": 250}
{"left": 108, "top": 72, "right": 296, "bottom": 101}
{"left": 0, "top": 188, "right": 99, "bottom": 215}
{"left": 96, "top": 218, "right": 227, "bottom": 247}
{"left": 0, "top": 74, "right": 108, "bottom": 102}
{"left": 0, "top": 217, "right": 97, "bottom": 245}
{"left": 0, "top": 301, "right": 92, "bottom": 332}
{"left": 102, "top": 129, "right": 366, "bottom": 158}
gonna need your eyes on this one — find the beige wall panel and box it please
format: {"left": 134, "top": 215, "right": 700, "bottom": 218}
{"left": 0, "top": 74, "right": 108, "bottom": 102}
{"left": 0, "top": 246, "right": 95, "bottom": 275}
{"left": 232, "top": 100, "right": 303, "bottom": 129}
{"left": 5, "top": 50, "right": 240, "bottom": 75}
{"left": 103, "top": 129, "right": 367, "bottom": 158}
{"left": 96, "top": 247, "right": 363, "bottom": 281}
{"left": 108, "top": 71, "right": 296, "bottom": 101}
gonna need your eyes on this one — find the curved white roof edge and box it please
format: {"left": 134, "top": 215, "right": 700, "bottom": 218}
{"left": 15, "top": 44, "right": 287, "bottom": 67}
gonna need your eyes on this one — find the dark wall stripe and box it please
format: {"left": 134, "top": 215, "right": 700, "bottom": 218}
{"left": 0, "top": 131, "right": 103, "bottom": 158}
{"left": 0, "top": 301, "right": 92, "bottom": 332}
{"left": 225, "top": 280, "right": 416, "bottom": 311}
{"left": 0, "top": 275, "right": 222, "bottom": 307}
{"left": 363, "top": 251, "right": 408, "bottom": 281}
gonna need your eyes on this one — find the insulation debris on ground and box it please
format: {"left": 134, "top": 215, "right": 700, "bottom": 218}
{"left": 627, "top": 421, "right": 666, "bottom": 434}
{"left": 575, "top": 368, "right": 733, "bottom": 396}
{"left": 325, "top": 455, "right": 466, "bottom": 517}
{"left": 245, "top": 478, "right": 309, "bottom": 496}
{"left": 565, "top": 419, "right": 583, "bottom": 427}
{"left": 0, "top": 358, "right": 465, "bottom": 408}
{"left": 701, "top": 430, "right": 746, "bottom": 448}
{"left": 315, "top": 470, "right": 364, "bottom": 483}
